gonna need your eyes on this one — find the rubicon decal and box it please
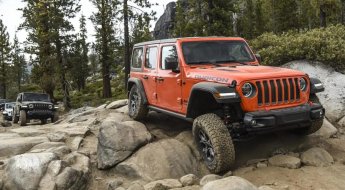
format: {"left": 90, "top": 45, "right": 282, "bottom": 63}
{"left": 194, "top": 75, "right": 229, "bottom": 83}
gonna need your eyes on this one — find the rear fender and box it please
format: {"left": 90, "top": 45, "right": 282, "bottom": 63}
{"left": 127, "top": 78, "right": 148, "bottom": 105}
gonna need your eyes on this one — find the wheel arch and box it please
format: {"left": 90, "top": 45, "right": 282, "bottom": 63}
{"left": 310, "top": 78, "right": 324, "bottom": 94}
{"left": 186, "top": 82, "right": 241, "bottom": 119}
{"left": 127, "top": 78, "right": 148, "bottom": 105}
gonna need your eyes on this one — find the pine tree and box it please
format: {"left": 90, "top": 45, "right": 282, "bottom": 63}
{"left": 20, "top": 0, "right": 55, "bottom": 98}
{"left": 91, "top": 0, "right": 119, "bottom": 98}
{"left": 20, "top": 0, "right": 80, "bottom": 106}
{"left": 122, "top": 0, "right": 156, "bottom": 89}
{"left": 71, "top": 14, "right": 89, "bottom": 91}
{"left": 11, "top": 34, "right": 27, "bottom": 92}
{"left": 174, "top": 0, "right": 235, "bottom": 37}
{"left": 0, "top": 19, "right": 10, "bottom": 99}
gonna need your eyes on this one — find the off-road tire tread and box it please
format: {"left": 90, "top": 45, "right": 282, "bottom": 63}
{"left": 20, "top": 110, "right": 27, "bottom": 126}
{"left": 192, "top": 113, "right": 235, "bottom": 173}
{"left": 128, "top": 85, "right": 148, "bottom": 120}
{"left": 12, "top": 110, "right": 19, "bottom": 124}
{"left": 294, "top": 94, "right": 323, "bottom": 135}
{"left": 41, "top": 119, "right": 47, "bottom": 125}
{"left": 52, "top": 113, "right": 59, "bottom": 123}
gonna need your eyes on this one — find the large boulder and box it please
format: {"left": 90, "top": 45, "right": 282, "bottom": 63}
{"left": 116, "top": 139, "right": 199, "bottom": 181}
{"left": 144, "top": 179, "right": 182, "bottom": 190}
{"left": 153, "top": 2, "right": 176, "bottom": 40}
{"left": 106, "top": 99, "right": 128, "bottom": 109}
{"left": 97, "top": 120, "right": 152, "bottom": 169}
{"left": 268, "top": 155, "right": 301, "bottom": 169}
{"left": 284, "top": 61, "right": 345, "bottom": 123}
{"left": 0, "top": 137, "right": 49, "bottom": 157}
{"left": 202, "top": 176, "right": 258, "bottom": 190}
{"left": 3, "top": 153, "right": 58, "bottom": 190}
{"left": 199, "top": 174, "right": 222, "bottom": 186}
{"left": 301, "top": 147, "right": 334, "bottom": 167}
{"left": 311, "top": 119, "right": 338, "bottom": 138}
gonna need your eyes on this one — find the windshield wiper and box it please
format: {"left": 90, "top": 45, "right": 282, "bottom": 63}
{"left": 215, "top": 60, "right": 249, "bottom": 65}
{"left": 188, "top": 61, "right": 222, "bottom": 67}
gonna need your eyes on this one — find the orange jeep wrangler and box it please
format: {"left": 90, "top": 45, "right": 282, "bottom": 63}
{"left": 127, "top": 37, "right": 325, "bottom": 173}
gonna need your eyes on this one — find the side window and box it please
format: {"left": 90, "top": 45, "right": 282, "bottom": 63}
{"left": 145, "top": 47, "right": 158, "bottom": 69}
{"left": 161, "top": 46, "right": 178, "bottom": 70}
{"left": 131, "top": 48, "right": 143, "bottom": 69}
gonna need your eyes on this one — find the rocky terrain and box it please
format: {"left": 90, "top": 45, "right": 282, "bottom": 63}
{"left": 1, "top": 61, "right": 345, "bottom": 190}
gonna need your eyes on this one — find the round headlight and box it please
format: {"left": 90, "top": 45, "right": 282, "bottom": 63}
{"left": 300, "top": 78, "right": 307, "bottom": 91}
{"left": 242, "top": 83, "right": 254, "bottom": 97}
{"left": 29, "top": 104, "right": 34, "bottom": 109}
{"left": 48, "top": 105, "right": 53, "bottom": 109}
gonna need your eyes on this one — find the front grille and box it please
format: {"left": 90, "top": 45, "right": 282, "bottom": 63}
{"left": 33, "top": 103, "right": 50, "bottom": 110}
{"left": 256, "top": 78, "right": 301, "bottom": 106}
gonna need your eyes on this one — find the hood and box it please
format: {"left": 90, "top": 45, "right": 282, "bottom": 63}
{"left": 4, "top": 108, "right": 13, "bottom": 112}
{"left": 187, "top": 65, "right": 306, "bottom": 85}
{"left": 22, "top": 101, "right": 53, "bottom": 105}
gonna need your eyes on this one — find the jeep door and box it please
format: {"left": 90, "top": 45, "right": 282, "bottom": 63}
{"left": 141, "top": 45, "right": 159, "bottom": 105}
{"left": 156, "top": 45, "right": 183, "bottom": 112}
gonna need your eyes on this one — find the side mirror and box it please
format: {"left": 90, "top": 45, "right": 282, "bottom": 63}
{"left": 165, "top": 57, "right": 180, "bottom": 73}
{"left": 255, "top": 54, "right": 262, "bottom": 63}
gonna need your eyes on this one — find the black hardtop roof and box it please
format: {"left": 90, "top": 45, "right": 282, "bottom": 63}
{"left": 21, "top": 92, "right": 49, "bottom": 95}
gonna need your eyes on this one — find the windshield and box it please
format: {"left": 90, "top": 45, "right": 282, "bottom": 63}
{"left": 23, "top": 93, "right": 50, "bottom": 102}
{"left": 182, "top": 41, "right": 255, "bottom": 65}
{"left": 5, "top": 104, "right": 13, "bottom": 109}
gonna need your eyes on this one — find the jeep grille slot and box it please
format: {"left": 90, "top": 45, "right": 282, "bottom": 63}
{"left": 33, "top": 104, "right": 49, "bottom": 110}
{"left": 255, "top": 78, "right": 300, "bottom": 106}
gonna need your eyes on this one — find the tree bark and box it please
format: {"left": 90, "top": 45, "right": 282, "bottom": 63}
{"left": 101, "top": 0, "right": 112, "bottom": 98}
{"left": 124, "top": 0, "right": 130, "bottom": 90}
{"left": 320, "top": 6, "right": 327, "bottom": 27}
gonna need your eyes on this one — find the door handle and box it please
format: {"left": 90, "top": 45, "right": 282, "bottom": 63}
{"left": 156, "top": 77, "right": 164, "bottom": 82}
{"left": 143, "top": 75, "right": 148, "bottom": 80}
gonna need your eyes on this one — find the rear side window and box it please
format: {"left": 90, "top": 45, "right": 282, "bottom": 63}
{"left": 131, "top": 48, "right": 143, "bottom": 68}
{"left": 145, "top": 47, "right": 158, "bottom": 69}
{"left": 161, "top": 46, "right": 178, "bottom": 70}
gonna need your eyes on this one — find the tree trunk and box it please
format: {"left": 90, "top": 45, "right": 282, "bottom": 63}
{"left": 124, "top": 0, "right": 130, "bottom": 90}
{"left": 341, "top": 0, "right": 345, "bottom": 25}
{"left": 101, "top": 0, "right": 111, "bottom": 98}
{"left": 56, "top": 33, "right": 71, "bottom": 109}
{"left": 320, "top": 6, "right": 327, "bottom": 27}
{"left": 0, "top": 53, "right": 5, "bottom": 99}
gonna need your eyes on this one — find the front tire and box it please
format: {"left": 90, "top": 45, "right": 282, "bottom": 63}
{"left": 12, "top": 110, "right": 19, "bottom": 124}
{"left": 293, "top": 94, "right": 323, "bottom": 135}
{"left": 20, "top": 110, "right": 27, "bottom": 126}
{"left": 52, "top": 113, "right": 59, "bottom": 123}
{"left": 128, "top": 85, "right": 148, "bottom": 120}
{"left": 192, "top": 113, "right": 235, "bottom": 173}
{"left": 41, "top": 119, "right": 47, "bottom": 125}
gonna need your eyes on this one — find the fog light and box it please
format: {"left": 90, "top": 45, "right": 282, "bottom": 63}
{"left": 251, "top": 120, "right": 257, "bottom": 126}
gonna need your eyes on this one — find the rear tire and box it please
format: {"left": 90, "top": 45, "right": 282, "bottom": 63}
{"left": 192, "top": 113, "right": 235, "bottom": 173}
{"left": 128, "top": 85, "right": 148, "bottom": 120}
{"left": 20, "top": 110, "right": 27, "bottom": 126}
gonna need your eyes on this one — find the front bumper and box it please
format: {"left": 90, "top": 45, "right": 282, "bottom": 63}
{"left": 243, "top": 103, "right": 324, "bottom": 133}
{"left": 27, "top": 110, "right": 54, "bottom": 119}
{"left": 3, "top": 114, "right": 12, "bottom": 120}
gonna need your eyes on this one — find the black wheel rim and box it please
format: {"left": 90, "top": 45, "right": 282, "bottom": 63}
{"left": 130, "top": 91, "right": 139, "bottom": 114}
{"left": 198, "top": 129, "right": 215, "bottom": 163}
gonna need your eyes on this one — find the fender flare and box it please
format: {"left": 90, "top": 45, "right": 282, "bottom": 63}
{"left": 186, "top": 82, "right": 241, "bottom": 118}
{"left": 310, "top": 78, "right": 324, "bottom": 94}
{"left": 127, "top": 78, "right": 148, "bottom": 105}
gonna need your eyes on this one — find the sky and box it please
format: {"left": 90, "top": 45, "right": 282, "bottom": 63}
{"left": 0, "top": 0, "right": 173, "bottom": 45}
